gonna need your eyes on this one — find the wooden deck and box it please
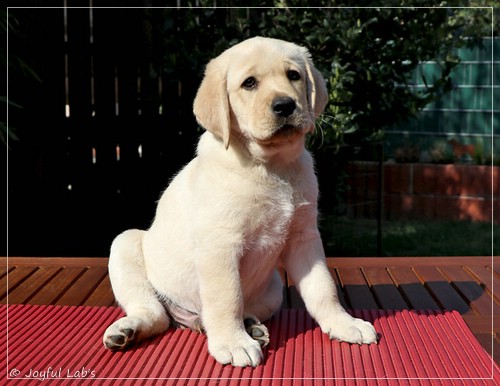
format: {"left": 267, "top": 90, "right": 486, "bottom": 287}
{"left": 2, "top": 256, "right": 498, "bottom": 364}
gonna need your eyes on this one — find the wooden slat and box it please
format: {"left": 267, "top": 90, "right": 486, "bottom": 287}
{"left": 439, "top": 266, "right": 493, "bottom": 315}
{"left": 474, "top": 333, "right": 493, "bottom": 356}
{"left": 0, "top": 266, "right": 10, "bottom": 278}
{"left": 491, "top": 262, "right": 500, "bottom": 276}
{"left": 362, "top": 267, "right": 408, "bottom": 310}
{"left": 7, "top": 267, "right": 62, "bottom": 304}
{"left": 462, "top": 315, "right": 499, "bottom": 332}
{"left": 0, "top": 266, "right": 38, "bottom": 301}
{"left": 472, "top": 332, "right": 500, "bottom": 360}
{"left": 387, "top": 267, "right": 441, "bottom": 310}
{"left": 328, "top": 256, "right": 495, "bottom": 267}
{"left": 466, "top": 264, "right": 500, "bottom": 303}
{"left": 27, "top": 267, "right": 87, "bottom": 305}
{"left": 55, "top": 267, "right": 109, "bottom": 306}
{"left": 412, "top": 266, "right": 471, "bottom": 314}
{"left": 82, "top": 275, "right": 115, "bottom": 307}
{"left": 336, "top": 267, "right": 378, "bottom": 309}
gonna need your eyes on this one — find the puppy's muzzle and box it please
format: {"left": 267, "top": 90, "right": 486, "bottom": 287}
{"left": 255, "top": 96, "right": 308, "bottom": 145}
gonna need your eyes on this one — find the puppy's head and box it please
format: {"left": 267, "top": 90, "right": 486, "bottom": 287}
{"left": 193, "top": 36, "right": 327, "bottom": 160}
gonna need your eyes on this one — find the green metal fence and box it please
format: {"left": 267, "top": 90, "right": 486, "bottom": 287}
{"left": 385, "top": 37, "right": 499, "bottom": 163}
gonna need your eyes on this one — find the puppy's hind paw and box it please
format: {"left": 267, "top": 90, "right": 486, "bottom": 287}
{"left": 103, "top": 317, "right": 139, "bottom": 350}
{"left": 244, "top": 316, "right": 270, "bottom": 348}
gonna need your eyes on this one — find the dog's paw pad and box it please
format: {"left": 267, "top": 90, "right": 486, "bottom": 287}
{"left": 105, "top": 335, "right": 126, "bottom": 349}
{"left": 122, "top": 328, "right": 135, "bottom": 339}
{"left": 244, "top": 317, "right": 270, "bottom": 348}
{"left": 103, "top": 323, "right": 137, "bottom": 350}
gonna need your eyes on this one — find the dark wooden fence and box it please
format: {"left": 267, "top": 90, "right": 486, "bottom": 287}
{"left": 7, "top": 7, "right": 203, "bottom": 256}
{"left": 5, "top": 5, "right": 383, "bottom": 257}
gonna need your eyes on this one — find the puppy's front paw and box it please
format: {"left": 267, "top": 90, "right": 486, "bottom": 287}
{"left": 244, "top": 316, "right": 270, "bottom": 348}
{"left": 208, "top": 332, "right": 263, "bottom": 367}
{"left": 322, "top": 313, "right": 377, "bottom": 345}
{"left": 103, "top": 317, "right": 140, "bottom": 350}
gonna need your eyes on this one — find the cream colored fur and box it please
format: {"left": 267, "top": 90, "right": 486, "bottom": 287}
{"left": 103, "top": 36, "right": 377, "bottom": 367}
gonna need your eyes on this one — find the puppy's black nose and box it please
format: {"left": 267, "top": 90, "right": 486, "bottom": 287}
{"left": 272, "top": 97, "right": 296, "bottom": 117}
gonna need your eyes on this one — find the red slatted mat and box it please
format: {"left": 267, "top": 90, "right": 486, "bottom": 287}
{"left": 2, "top": 304, "right": 499, "bottom": 385}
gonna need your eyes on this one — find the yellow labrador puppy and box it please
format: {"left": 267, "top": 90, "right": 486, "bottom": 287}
{"left": 103, "top": 36, "right": 377, "bottom": 367}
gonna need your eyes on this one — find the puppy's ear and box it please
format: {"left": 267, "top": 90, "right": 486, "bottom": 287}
{"left": 303, "top": 50, "right": 328, "bottom": 119}
{"left": 193, "top": 58, "right": 231, "bottom": 149}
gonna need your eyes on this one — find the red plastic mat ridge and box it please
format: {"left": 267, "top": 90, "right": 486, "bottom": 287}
{"left": 2, "top": 305, "right": 499, "bottom": 385}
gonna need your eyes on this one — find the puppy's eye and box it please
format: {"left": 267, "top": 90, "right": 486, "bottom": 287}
{"left": 287, "top": 70, "right": 301, "bottom": 81}
{"left": 242, "top": 77, "right": 257, "bottom": 90}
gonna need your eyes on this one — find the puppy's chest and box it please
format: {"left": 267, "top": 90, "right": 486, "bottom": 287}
{"left": 245, "top": 179, "right": 307, "bottom": 251}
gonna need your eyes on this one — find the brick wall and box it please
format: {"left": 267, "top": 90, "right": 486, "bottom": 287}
{"left": 347, "top": 162, "right": 499, "bottom": 223}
